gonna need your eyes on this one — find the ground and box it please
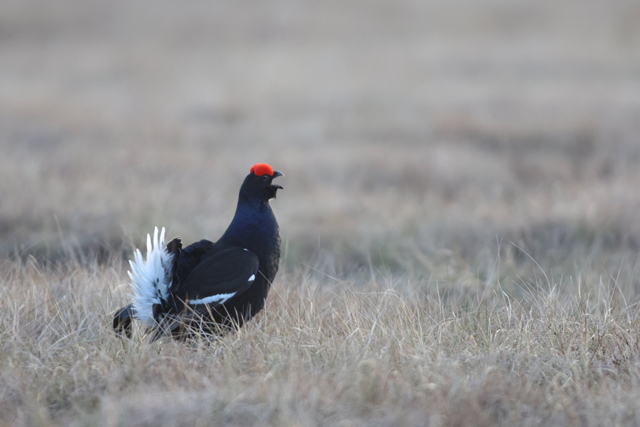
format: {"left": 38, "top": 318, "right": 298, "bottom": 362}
{"left": 1, "top": 0, "right": 640, "bottom": 425}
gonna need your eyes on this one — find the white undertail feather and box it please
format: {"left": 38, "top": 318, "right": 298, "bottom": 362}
{"left": 128, "top": 227, "right": 174, "bottom": 327}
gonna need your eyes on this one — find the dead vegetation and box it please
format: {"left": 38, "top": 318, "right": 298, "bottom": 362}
{"left": 3, "top": 255, "right": 640, "bottom": 426}
{"left": 1, "top": 0, "right": 640, "bottom": 425}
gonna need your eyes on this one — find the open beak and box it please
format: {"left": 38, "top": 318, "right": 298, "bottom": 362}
{"left": 272, "top": 171, "right": 284, "bottom": 190}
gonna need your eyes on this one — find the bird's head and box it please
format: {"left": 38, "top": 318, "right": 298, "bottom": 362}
{"left": 241, "top": 163, "right": 284, "bottom": 202}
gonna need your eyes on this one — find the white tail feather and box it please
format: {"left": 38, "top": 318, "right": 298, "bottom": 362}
{"left": 128, "top": 226, "right": 174, "bottom": 326}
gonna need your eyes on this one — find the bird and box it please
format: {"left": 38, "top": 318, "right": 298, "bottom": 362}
{"left": 113, "top": 163, "right": 283, "bottom": 340}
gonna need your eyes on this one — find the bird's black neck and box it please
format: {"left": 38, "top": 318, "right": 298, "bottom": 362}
{"left": 220, "top": 197, "right": 279, "bottom": 252}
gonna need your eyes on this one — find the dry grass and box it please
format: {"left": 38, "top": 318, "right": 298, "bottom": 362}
{"left": 2, "top": 0, "right": 640, "bottom": 425}
{"left": 3, "top": 253, "right": 640, "bottom": 426}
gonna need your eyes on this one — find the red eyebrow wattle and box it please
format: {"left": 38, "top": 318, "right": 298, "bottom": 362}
{"left": 250, "top": 163, "right": 274, "bottom": 176}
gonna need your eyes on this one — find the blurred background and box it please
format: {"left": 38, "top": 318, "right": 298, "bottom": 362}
{"left": 1, "top": 0, "right": 639, "bottom": 282}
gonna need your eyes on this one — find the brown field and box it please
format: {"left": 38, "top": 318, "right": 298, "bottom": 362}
{"left": 2, "top": 0, "right": 640, "bottom": 425}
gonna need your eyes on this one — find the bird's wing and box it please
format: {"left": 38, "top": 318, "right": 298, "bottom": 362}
{"left": 150, "top": 247, "right": 259, "bottom": 342}
{"left": 181, "top": 239, "right": 214, "bottom": 260}
{"left": 170, "top": 239, "right": 214, "bottom": 293}
{"left": 177, "top": 246, "right": 260, "bottom": 306}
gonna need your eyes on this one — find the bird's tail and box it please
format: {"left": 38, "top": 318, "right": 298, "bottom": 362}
{"left": 128, "top": 227, "right": 175, "bottom": 327}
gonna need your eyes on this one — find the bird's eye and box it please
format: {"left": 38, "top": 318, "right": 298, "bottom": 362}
{"left": 261, "top": 175, "right": 269, "bottom": 181}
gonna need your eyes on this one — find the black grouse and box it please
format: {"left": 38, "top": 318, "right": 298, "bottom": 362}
{"left": 113, "top": 163, "right": 283, "bottom": 340}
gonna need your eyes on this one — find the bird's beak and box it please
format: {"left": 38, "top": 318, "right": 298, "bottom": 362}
{"left": 272, "top": 171, "right": 284, "bottom": 190}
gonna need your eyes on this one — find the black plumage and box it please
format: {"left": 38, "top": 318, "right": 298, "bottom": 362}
{"left": 113, "top": 164, "right": 283, "bottom": 340}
